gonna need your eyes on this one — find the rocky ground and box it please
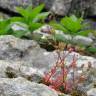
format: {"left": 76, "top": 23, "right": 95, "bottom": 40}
{"left": 0, "top": 35, "right": 95, "bottom": 96}
{"left": 0, "top": 0, "right": 96, "bottom": 17}
{"left": 0, "top": 0, "right": 96, "bottom": 96}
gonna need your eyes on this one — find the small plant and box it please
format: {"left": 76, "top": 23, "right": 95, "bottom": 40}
{"left": 0, "top": 4, "right": 49, "bottom": 37}
{"left": 50, "top": 15, "right": 91, "bottom": 37}
{"left": 42, "top": 43, "right": 88, "bottom": 94}
{"left": 10, "top": 4, "right": 50, "bottom": 37}
{"left": 0, "top": 19, "right": 12, "bottom": 35}
{"left": 48, "top": 15, "right": 96, "bottom": 55}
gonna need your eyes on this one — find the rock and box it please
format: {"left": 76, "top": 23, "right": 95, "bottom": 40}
{"left": 32, "top": 24, "right": 52, "bottom": 40}
{"left": 0, "top": 35, "right": 38, "bottom": 60}
{"left": 51, "top": 0, "right": 72, "bottom": 16}
{"left": 83, "top": 20, "right": 96, "bottom": 30}
{"left": 73, "top": 36, "right": 93, "bottom": 46}
{"left": 89, "top": 2, "right": 96, "bottom": 16}
{"left": 32, "top": 0, "right": 54, "bottom": 10}
{"left": 33, "top": 25, "right": 72, "bottom": 42}
{"left": 6, "top": 64, "right": 44, "bottom": 83}
{"left": 32, "top": 0, "right": 72, "bottom": 16}
{"left": 0, "top": 0, "right": 96, "bottom": 17}
{"left": 0, "top": 35, "right": 95, "bottom": 96}
{"left": 0, "top": 12, "right": 9, "bottom": 19}
{"left": 87, "top": 88, "right": 96, "bottom": 96}
{"left": 55, "top": 30, "right": 72, "bottom": 41}
{"left": 93, "top": 43, "right": 96, "bottom": 48}
{"left": 58, "top": 51, "right": 96, "bottom": 69}
{"left": 32, "top": 0, "right": 96, "bottom": 16}
{"left": 55, "top": 31, "right": 93, "bottom": 46}
{"left": 0, "top": 60, "right": 43, "bottom": 83}
{"left": 0, "top": 77, "right": 58, "bottom": 96}
{"left": 34, "top": 25, "right": 93, "bottom": 45}
{"left": 0, "top": 35, "right": 95, "bottom": 69}
{"left": 0, "top": 35, "right": 95, "bottom": 76}
{"left": 0, "top": 35, "right": 56, "bottom": 71}
{"left": 0, "top": 0, "right": 32, "bottom": 12}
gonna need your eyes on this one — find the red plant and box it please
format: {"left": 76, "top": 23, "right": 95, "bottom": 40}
{"left": 43, "top": 48, "right": 86, "bottom": 94}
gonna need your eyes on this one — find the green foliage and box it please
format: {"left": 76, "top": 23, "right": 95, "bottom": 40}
{"left": 0, "top": 19, "right": 12, "bottom": 35}
{"left": 86, "top": 47, "right": 96, "bottom": 53}
{"left": 50, "top": 15, "right": 91, "bottom": 36}
{"left": 0, "top": 7, "right": 95, "bottom": 54}
{"left": 10, "top": 4, "right": 49, "bottom": 33}
{"left": 14, "top": 4, "right": 45, "bottom": 23}
{"left": 48, "top": 15, "right": 96, "bottom": 54}
{"left": 0, "top": 4, "right": 49, "bottom": 38}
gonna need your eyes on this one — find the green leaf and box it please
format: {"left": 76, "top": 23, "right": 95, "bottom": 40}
{"left": 29, "top": 22, "right": 43, "bottom": 32}
{"left": 16, "top": 7, "right": 29, "bottom": 18}
{"left": 33, "top": 12, "right": 50, "bottom": 22}
{"left": 10, "top": 17, "right": 24, "bottom": 22}
{"left": 29, "top": 4, "right": 44, "bottom": 21}
{"left": 26, "top": 5, "right": 33, "bottom": 13}
{"left": 12, "top": 30, "right": 28, "bottom": 38}
{"left": 61, "top": 15, "right": 82, "bottom": 33}
{"left": 14, "top": 5, "right": 46, "bottom": 32}
{"left": 0, "top": 19, "right": 12, "bottom": 35}
{"left": 86, "top": 47, "right": 96, "bottom": 53}
{"left": 54, "top": 33, "right": 66, "bottom": 42}
{"left": 76, "top": 30, "right": 92, "bottom": 36}
{"left": 50, "top": 21, "right": 68, "bottom": 33}
{"left": 15, "top": 7, "right": 30, "bottom": 24}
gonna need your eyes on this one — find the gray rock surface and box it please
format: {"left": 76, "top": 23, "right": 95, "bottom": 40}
{"left": 0, "top": 60, "right": 43, "bottom": 83}
{"left": 0, "top": 35, "right": 95, "bottom": 78}
{"left": 32, "top": 0, "right": 54, "bottom": 10}
{"left": 87, "top": 88, "right": 96, "bottom": 96}
{"left": 0, "top": 35, "right": 56, "bottom": 71}
{"left": 0, "top": 77, "right": 58, "bottom": 96}
{"left": 0, "top": 35, "right": 95, "bottom": 96}
{"left": 31, "top": 0, "right": 96, "bottom": 16}
{"left": 0, "top": 0, "right": 32, "bottom": 12}
{"left": 73, "top": 35, "right": 93, "bottom": 46}
{"left": 52, "top": 0, "right": 96, "bottom": 16}
{"left": 51, "top": 0, "right": 72, "bottom": 16}
{"left": 0, "top": 0, "right": 96, "bottom": 16}
{"left": 0, "top": 35, "right": 95, "bottom": 69}
{"left": 89, "top": 2, "right": 96, "bottom": 16}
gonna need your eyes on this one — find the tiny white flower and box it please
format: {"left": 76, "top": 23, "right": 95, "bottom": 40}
{"left": 41, "top": 35, "right": 47, "bottom": 39}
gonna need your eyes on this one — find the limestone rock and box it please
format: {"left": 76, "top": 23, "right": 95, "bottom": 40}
{"left": 73, "top": 36, "right": 93, "bottom": 46}
{"left": 0, "top": 60, "right": 43, "bottom": 83}
{"left": 32, "top": 0, "right": 96, "bottom": 16}
{"left": 32, "top": 0, "right": 54, "bottom": 10}
{"left": 51, "top": 0, "right": 72, "bottom": 16}
{"left": 0, "top": 35, "right": 95, "bottom": 76}
{"left": 0, "top": 35, "right": 56, "bottom": 71}
{"left": 0, "top": 0, "right": 32, "bottom": 12}
{"left": 0, "top": 77, "right": 58, "bottom": 96}
{"left": 87, "top": 88, "right": 96, "bottom": 96}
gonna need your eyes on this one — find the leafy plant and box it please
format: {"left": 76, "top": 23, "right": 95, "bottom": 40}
{"left": 10, "top": 4, "right": 50, "bottom": 37}
{"left": 0, "top": 19, "right": 12, "bottom": 35}
{"left": 45, "top": 15, "right": 96, "bottom": 54}
{"left": 86, "top": 47, "right": 96, "bottom": 53}
{"left": 50, "top": 15, "right": 91, "bottom": 37}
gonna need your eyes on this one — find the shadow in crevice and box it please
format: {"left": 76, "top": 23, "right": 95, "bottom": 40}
{"left": 0, "top": 6, "right": 22, "bottom": 17}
